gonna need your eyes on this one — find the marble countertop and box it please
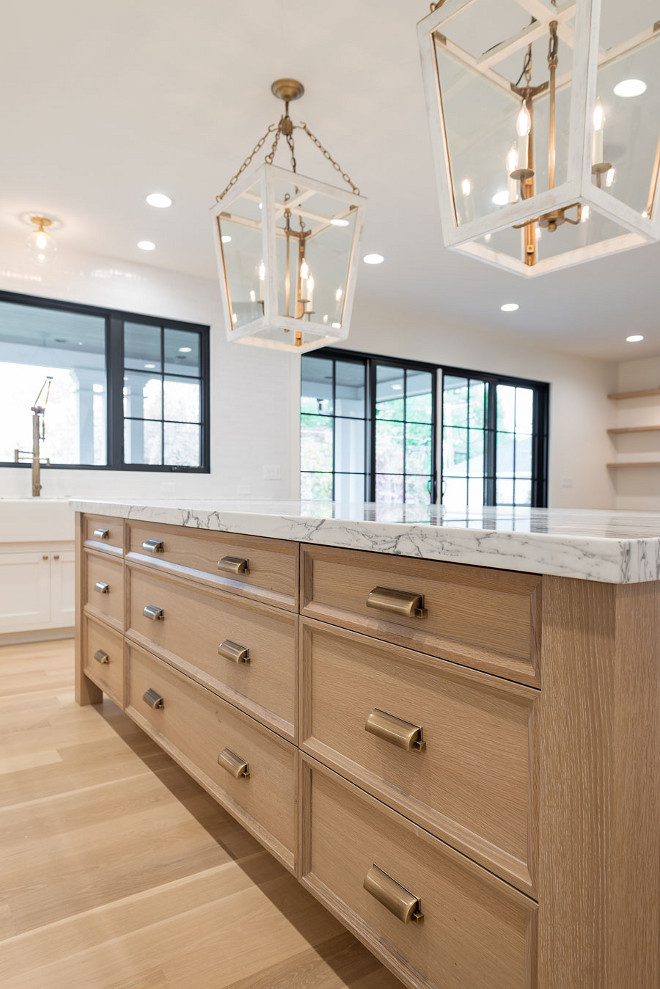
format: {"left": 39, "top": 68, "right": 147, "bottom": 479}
{"left": 69, "top": 499, "right": 660, "bottom": 584}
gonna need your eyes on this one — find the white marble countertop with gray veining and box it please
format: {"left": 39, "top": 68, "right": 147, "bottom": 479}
{"left": 69, "top": 500, "right": 660, "bottom": 584}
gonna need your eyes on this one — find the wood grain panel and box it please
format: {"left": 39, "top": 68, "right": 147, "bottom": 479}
{"left": 82, "top": 615, "right": 125, "bottom": 707}
{"left": 126, "top": 564, "right": 297, "bottom": 740}
{"left": 126, "top": 521, "right": 298, "bottom": 611}
{"left": 75, "top": 513, "right": 102, "bottom": 706}
{"left": 126, "top": 642, "right": 298, "bottom": 873}
{"left": 300, "top": 618, "right": 538, "bottom": 894}
{"left": 82, "top": 514, "right": 124, "bottom": 557}
{"left": 301, "top": 545, "right": 541, "bottom": 685}
{"left": 300, "top": 756, "right": 537, "bottom": 989}
{"left": 83, "top": 550, "right": 124, "bottom": 632}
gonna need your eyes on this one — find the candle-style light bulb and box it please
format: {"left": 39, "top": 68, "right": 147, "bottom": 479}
{"left": 461, "top": 178, "right": 471, "bottom": 197}
{"left": 258, "top": 260, "right": 266, "bottom": 282}
{"left": 592, "top": 102, "right": 605, "bottom": 164}
{"left": 515, "top": 101, "right": 531, "bottom": 173}
{"left": 299, "top": 258, "right": 310, "bottom": 281}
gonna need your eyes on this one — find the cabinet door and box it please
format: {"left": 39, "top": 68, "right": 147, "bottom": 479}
{"left": 0, "top": 552, "right": 51, "bottom": 632}
{"left": 50, "top": 550, "right": 75, "bottom": 628}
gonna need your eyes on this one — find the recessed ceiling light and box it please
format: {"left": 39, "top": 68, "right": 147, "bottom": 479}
{"left": 363, "top": 254, "right": 384, "bottom": 265}
{"left": 221, "top": 235, "right": 232, "bottom": 244}
{"left": 501, "top": 303, "right": 519, "bottom": 312}
{"left": 145, "top": 192, "right": 173, "bottom": 208}
{"left": 614, "top": 79, "right": 647, "bottom": 98}
{"left": 144, "top": 363, "right": 156, "bottom": 369}
{"left": 331, "top": 218, "right": 350, "bottom": 227}
{"left": 137, "top": 240, "right": 155, "bottom": 251}
{"left": 492, "top": 190, "right": 509, "bottom": 206}
{"left": 178, "top": 346, "right": 192, "bottom": 353}
{"left": 626, "top": 334, "right": 644, "bottom": 343}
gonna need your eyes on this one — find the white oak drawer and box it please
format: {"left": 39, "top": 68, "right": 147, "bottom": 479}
{"left": 83, "top": 514, "right": 124, "bottom": 557}
{"left": 83, "top": 551, "right": 124, "bottom": 631}
{"left": 301, "top": 757, "right": 537, "bottom": 989}
{"left": 126, "top": 521, "right": 298, "bottom": 612}
{"left": 126, "top": 643, "right": 297, "bottom": 872}
{"left": 82, "top": 616, "right": 125, "bottom": 706}
{"left": 300, "top": 619, "right": 537, "bottom": 894}
{"left": 301, "top": 545, "right": 542, "bottom": 686}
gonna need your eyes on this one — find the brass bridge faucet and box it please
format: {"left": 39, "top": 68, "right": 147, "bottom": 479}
{"left": 14, "top": 376, "right": 53, "bottom": 497}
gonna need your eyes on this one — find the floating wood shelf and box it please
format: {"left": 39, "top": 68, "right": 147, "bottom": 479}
{"left": 607, "top": 388, "right": 660, "bottom": 400}
{"left": 606, "top": 461, "right": 660, "bottom": 468}
{"left": 607, "top": 425, "right": 660, "bottom": 435}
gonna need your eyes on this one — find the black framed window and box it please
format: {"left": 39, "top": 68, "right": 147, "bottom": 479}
{"left": 0, "top": 290, "right": 209, "bottom": 472}
{"left": 373, "top": 360, "right": 436, "bottom": 503}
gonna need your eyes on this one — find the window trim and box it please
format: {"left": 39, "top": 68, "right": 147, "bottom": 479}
{"left": 0, "top": 289, "right": 210, "bottom": 473}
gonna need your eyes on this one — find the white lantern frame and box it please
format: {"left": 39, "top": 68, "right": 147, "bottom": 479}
{"left": 212, "top": 162, "right": 366, "bottom": 353}
{"left": 417, "top": 0, "right": 660, "bottom": 276}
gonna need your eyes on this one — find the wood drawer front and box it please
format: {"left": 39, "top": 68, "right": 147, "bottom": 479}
{"left": 126, "top": 521, "right": 298, "bottom": 611}
{"left": 83, "top": 514, "right": 124, "bottom": 557}
{"left": 301, "top": 620, "right": 537, "bottom": 895}
{"left": 126, "top": 643, "right": 297, "bottom": 872}
{"left": 301, "top": 757, "right": 537, "bottom": 989}
{"left": 84, "top": 552, "right": 124, "bottom": 630}
{"left": 126, "top": 566, "right": 297, "bottom": 741}
{"left": 82, "top": 616, "right": 125, "bottom": 706}
{"left": 301, "top": 545, "right": 541, "bottom": 686}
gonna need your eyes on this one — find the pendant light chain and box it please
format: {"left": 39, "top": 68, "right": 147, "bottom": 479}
{"left": 295, "top": 122, "right": 360, "bottom": 195}
{"left": 215, "top": 124, "right": 278, "bottom": 202}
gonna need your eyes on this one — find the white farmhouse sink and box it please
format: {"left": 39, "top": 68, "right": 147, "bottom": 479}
{"left": 0, "top": 499, "right": 74, "bottom": 543}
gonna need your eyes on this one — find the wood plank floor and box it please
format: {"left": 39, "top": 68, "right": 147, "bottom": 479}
{"left": 0, "top": 640, "right": 402, "bottom": 989}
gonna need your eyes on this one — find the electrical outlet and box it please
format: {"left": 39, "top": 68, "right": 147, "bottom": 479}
{"left": 263, "top": 465, "right": 281, "bottom": 481}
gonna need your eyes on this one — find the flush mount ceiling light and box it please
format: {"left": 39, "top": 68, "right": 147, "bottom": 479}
{"left": 137, "top": 240, "right": 155, "bottom": 251}
{"left": 417, "top": 0, "right": 660, "bottom": 277}
{"left": 145, "top": 192, "right": 173, "bottom": 208}
{"left": 626, "top": 334, "right": 644, "bottom": 342}
{"left": 27, "top": 215, "right": 56, "bottom": 264}
{"left": 211, "top": 78, "right": 367, "bottom": 354}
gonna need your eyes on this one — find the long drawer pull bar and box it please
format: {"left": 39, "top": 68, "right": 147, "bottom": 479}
{"left": 218, "top": 639, "right": 250, "bottom": 664}
{"left": 364, "top": 865, "right": 424, "bottom": 924}
{"left": 93, "top": 528, "right": 109, "bottom": 540}
{"left": 365, "top": 709, "right": 426, "bottom": 752}
{"left": 218, "top": 555, "right": 250, "bottom": 575}
{"left": 142, "top": 539, "right": 164, "bottom": 553}
{"left": 94, "top": 649, "right": 110, "bottom": 665}
{"left": 218, "top": 748, "right": 250, "bottom": 779}
{"left": 143, "top": 604, "right": 164, "bottom": 621}
{"left": 366, "top": 586, "right": 427, "bottom": 619}
{"left": 143, "top": 688, "right": 164, "bottom": 710}
{"left": 94, "top": 581, "right": 110, "bottom": 594}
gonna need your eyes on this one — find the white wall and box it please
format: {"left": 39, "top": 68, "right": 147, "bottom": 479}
{"left": 610, "top": 355, "right": 660, "bottom": 510}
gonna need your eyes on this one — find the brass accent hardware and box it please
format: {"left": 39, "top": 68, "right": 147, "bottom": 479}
{"left": 218, "top": 640, "right": 250, "bottom": 664}
{"left": 142, "top": 539, "right": 164, "bottom": 553}
{"left": 218, "top": 555, "right": 249, "bottom": 575}
{"left": 365, "top": 709, "right": 426, "bottom": 752}
{"left": 53, "top": 554, "right": 60, "bottom": 560}
{"left": 93, "top": 528, "right": 109, "bottom": 539}
{"left": 94, "top": 649, "right": 110, "bottom": 665}
{"left": 363, "top": 865, "right": 424, "bottom": 924}
{"left": 94, "top": 581, "right": 110, "bottom": 594}
{"left": 143, "top": 688, "right": 164, "bottom": 710}
{"left": 42, "top": 554, "right": 48, "bottom": 560}
{"left": 366, "top": 586, "right": 427, "bottom": 618}
{"left": 271, "top": 78, "right": 305, "bottom": 103}
{"left": 13, "top": 374, "right": 52, "bottom": 497}
{"left": 218, "top": 748, "right": 250, "bottom": 779}
{"left": 143, "top": 604, "right": 164, "bottom": 621}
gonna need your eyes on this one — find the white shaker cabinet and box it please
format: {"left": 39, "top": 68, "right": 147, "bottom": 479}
{"left": 0, "top": 548, "right": 75, "bottom": 636}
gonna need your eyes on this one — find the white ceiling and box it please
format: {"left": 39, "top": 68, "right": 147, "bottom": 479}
{"left": 2, "top": 0, "right": 658, "bottom": 362}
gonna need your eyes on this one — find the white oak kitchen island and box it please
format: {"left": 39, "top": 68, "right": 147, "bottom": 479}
{"left": 72, "top": 500, "right": 660, "bottom": 989}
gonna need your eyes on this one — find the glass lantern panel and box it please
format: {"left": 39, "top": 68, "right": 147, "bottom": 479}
{"left": 216, "top": 178, "right": 265, "bottom": 330}
{"left": 592, "top": 1, "right": 660, "bottom": 217}
{"left": 433, "top": 2, "right": 575, "bottom": 227}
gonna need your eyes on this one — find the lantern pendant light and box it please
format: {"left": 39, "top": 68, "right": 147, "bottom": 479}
{"left": 417, "top": 0, "right": 660, "bottom": 276}
{"left": 212, "top": 79, "right": 367, "bottom": 353}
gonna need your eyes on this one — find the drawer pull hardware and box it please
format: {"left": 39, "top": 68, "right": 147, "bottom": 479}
{"left": 218, "top": 748, "right": 250, "bottom": 779}
{"left": 94, "top": 581, "right": 110, "bottom": 594}
{"left": 143, "top": 604, "right": 164, "bottom": 621}
{"left": 94, "top": 649, "right": 110, "bottom": 665}
{"left": 93, "top": 528, "right": 109, "bottom": 539}
{"left": 142, "top": 539, "right": 164, "bottom": 553}
{"left": 365, "top": 709, "right": 426, "bottom": 752}
{"left": 218, "top": 640, "right": 250, "bottom": 664}
{"left": 218, "top": 555, "right": 249, "bottom": 575}
{"left": 366, "top": 586, "right": 427, "bottom": 619}
{"left": 143, "top": 688, "right": 164, "bottom": 710}
{"left": 364, "top": 865, "right": 424, "bottom": 925}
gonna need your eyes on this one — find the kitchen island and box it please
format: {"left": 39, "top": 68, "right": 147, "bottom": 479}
{"left": 72, "top": 501, "right": 660, "bottom": 989}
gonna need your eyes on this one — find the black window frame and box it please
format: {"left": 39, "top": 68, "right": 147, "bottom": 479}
{"left": 0, "top": 290, "right": 210, "bottom": 473}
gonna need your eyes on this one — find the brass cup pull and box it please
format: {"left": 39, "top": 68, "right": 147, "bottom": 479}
{"left": 366, "top": 586, "right": 427, "bottom": 618}
{"left": 93, "top": 528, "right": 109, "bottom": 540}
{"left": 218, "top": 639, "right": 250, "bottom": 664}
{"left": 143, "top": 688, "right": 164, "bottom": 710}
{"left": 94, "top": 581, "right": 110, "bottom": 594}
{"left": 142, "top": 539, "right": 164, "bottom": 553}
{"left": 94, "top": 649, "right": 110, "bottom": 665}
{"left": 143, "top": 604, "right": 164, "bottom": 621}
{"left": 365, "top": 709, "right": 426, "bottom": 752}
{"left": 218, "top": 555, "right": 249, "bottom": 575}
{"left": 218, "top": 748, "right": 250, "bottom": 779}
{"left": 364, "top": 865, "right": 424, "bottom": 924}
